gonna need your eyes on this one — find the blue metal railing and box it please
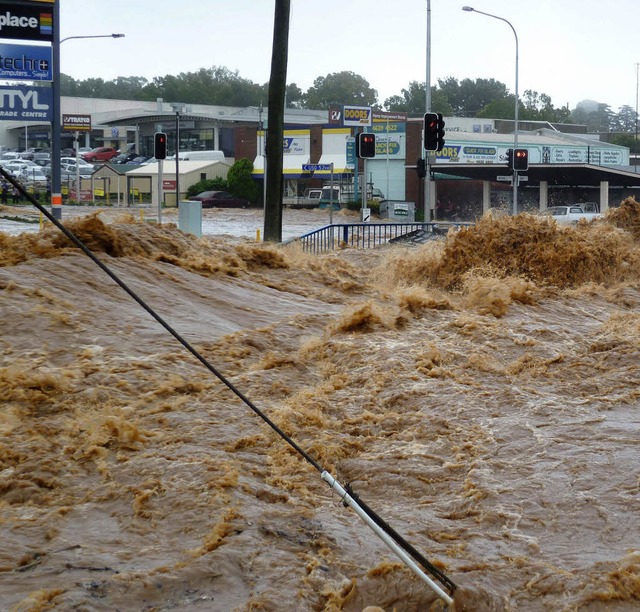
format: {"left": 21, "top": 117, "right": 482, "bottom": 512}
{"left": 293, "top": 222, "right": 471, "bottom": 254}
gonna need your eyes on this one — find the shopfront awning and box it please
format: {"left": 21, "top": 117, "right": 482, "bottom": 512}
{"left": 251, "top": 154, "right": 311, "bottom": 178}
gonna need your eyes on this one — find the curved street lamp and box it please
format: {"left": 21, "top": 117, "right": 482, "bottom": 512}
{"left": 462, "top": 6, "right": 519, "bottom": 214}
{"left": 51, "top": 29, "right": 125, "bottom": 219}
{"left": 61, "top": 33, "right": 124, "bottom": 45}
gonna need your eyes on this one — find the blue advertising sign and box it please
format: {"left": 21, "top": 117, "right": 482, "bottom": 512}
{"left": 0, "top": 42, "right": 52, "bottom": 81}
{"left": 0, "top": 84, "right": 52, "bottom": 121}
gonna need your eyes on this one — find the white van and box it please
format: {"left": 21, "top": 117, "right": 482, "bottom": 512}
{"left": 170, "top": 150, "right": 225, "bottom": 162}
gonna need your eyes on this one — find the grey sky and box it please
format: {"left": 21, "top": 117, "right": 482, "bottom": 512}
{"left": 59, "top": 0, "right": 639, "bottom": 112}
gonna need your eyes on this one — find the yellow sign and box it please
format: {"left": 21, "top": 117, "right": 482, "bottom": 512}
{"left": 95, "top": 188, "right": 104, "bottom": 197}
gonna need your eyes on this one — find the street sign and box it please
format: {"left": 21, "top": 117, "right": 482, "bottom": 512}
{"left": 496, "top": 175, "right": 528, "bottom": 184}
{"left": 302, "top": 164, "right": 332, "bottom": 172}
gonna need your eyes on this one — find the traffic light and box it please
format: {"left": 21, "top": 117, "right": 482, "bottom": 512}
{"left": 356, "top": 132, "right": 376, "bottom": 159}
{"left": 424, "top": 112, "right": 445, "bottom": 152}
{"left": 154, "top": 132, "right": 167, "bottom": 160}
{"left": 416, "top": 157, "right": 427, "bottom": 178}
{"left": 506, "top": 148, "right": 514, "bottom": 171}
{"left": 513, "top": 148, "right": 529, "bottom": 171}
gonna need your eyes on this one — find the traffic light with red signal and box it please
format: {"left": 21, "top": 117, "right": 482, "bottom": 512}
{"left": 423, "top": 112, "right": 445, "bottom": 152}
{"left": 356, "top": 132, "right": 376, "bottom": 159}
{"left": 154, "top": 132, "right": 167, "bottom": 159}
{"left": 513, "top": 148, "right": 529, "bottom": 171}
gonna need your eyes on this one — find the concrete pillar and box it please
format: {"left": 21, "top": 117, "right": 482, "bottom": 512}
{"left": 600, "top": 181, "right": 609, "bottom": 211}
{"left": 482, "top": 181, "right": 491, "bottom": 214}
{"left": 214, "top": 126, "right": 220, "bottom": 150}
{"left": 539, "top": 181, "right": 548, "bottom": 211}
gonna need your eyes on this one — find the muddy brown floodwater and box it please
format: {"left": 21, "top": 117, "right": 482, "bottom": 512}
{"left": 0, "top": 202, "right": 639, "bottom": 611}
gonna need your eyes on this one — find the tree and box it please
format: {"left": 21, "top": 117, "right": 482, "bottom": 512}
{"left": 303, "top": 71, "right": 377, "bottom": 109}
{"left": 613, "top": 105, "right": 637, "bottom": 132}
{"left": 264, "top": 0, "right": 290, "bottom": 242}
{"left": 476, "top": 95, "right": 517, "bottom": 119}
{"left": 227, "top": 158, "right": 259, "bottom": 203}
{"left": 285, "top": 83, "right": 304, "bottom": 108}
{"left": 437, "top": 77, "right": 509, "bottom": 116}
{"left": 383, "top": 81, "right": 452, "bottom": 116}
{"left": 571, "top": 101, "right": 615, "bottom": 132}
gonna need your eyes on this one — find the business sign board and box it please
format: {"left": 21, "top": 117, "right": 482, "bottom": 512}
{"left": 0, "top": 84, "right": 52, "bottom": 121}
{"left": 62, "top": 114, "right": 91, "bottom": 131}
{"left": 282, "top": 129, "right": 309, "bottom": 155}
{"left": 342, "top": 105, "right": 372, "bottom": 127}
{"left": 0, "top": 42, "right": 52, "bottom": 81}
{"left": 0, "top": 2, "right": 54, "bottom": 42}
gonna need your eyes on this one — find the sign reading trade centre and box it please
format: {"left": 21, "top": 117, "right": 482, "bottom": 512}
{"left": 0, "top": 2, "right": 54, "bottom": 42}
{"left": 0, "top": 84, "right": 52, "bottom": 121}
{"left": 0, "top": 42, "right": 52, "bottom": 81}
{"left": 342, "top": 105, "right": 372, "bottom": 127}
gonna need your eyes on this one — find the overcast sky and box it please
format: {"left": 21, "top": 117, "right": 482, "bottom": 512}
{"left": 58, "top": 0, "right": 640, "bottom": 112}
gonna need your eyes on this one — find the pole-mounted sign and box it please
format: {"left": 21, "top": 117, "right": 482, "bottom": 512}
{"left": 0, "top": 1, "right": 54, "bottom": 41}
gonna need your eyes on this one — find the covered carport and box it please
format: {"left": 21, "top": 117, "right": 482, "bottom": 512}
{"left": 432, "top": 163, "right": 640, "bottom": 214}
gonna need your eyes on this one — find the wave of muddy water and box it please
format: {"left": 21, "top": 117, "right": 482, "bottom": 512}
{"left": 1, "top": 203, "right": 639, "bottom": 611}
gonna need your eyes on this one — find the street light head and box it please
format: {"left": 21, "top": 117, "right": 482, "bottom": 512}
{"left": 462, "top": 6, "right": 475, "bottom": 12}
{"left": 112, "top": 33, "right": 125, "bottom": 38}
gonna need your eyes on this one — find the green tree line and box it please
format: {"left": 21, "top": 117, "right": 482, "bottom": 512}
{"left": 60, "top": 65, "right": 638, "bottom": 138}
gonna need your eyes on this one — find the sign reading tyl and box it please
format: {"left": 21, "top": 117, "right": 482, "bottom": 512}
{"left": 342, "top": 105, "right": 372, "bottom": 127}
{"left": 0, "top": 85, "right": 52, "bottom": 120}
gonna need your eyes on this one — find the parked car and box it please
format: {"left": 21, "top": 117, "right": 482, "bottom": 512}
{"left": 61, "top": 163, "right": 94, "bottom": 176}
{"left": 80, "top": 147, "right": 118, "bottom": 162}
{"left": 111, "top": 152, "right": 138, "bottom": 164}
{"left": 189, "top": 190, "right": 250, "bottom": 209}
{"left": 33, "top": 151, "right": 51, "bottom": 164}
{"left": 17, "top": 167, "right": 48, "bottom": 186}
{"left": 0, "top": 152, "right": 22, "bottom": 163}
{"left": 60, "top": 156, "right": 94, "bottom": 168}
{"left": 2, "top": 160, "right": 39, "bottom": 176}
{"left": 128, "top": 155, "right": 152, "bottom": 165}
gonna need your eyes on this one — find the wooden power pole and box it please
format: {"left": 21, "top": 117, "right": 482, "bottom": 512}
{"left": 264, "top": 0, "right": 290, "bottom": 242}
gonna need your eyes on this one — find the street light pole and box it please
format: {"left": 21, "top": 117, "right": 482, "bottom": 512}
{"left": 52, "top": 33, "right": 125, "bottom": 217}
{"left": 463, "top": 6, "right": 519, "bottom": 214}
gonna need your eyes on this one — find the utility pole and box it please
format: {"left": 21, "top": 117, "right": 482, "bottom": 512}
{"left": 264, "top": 0, "right": 290, "bottom": 242}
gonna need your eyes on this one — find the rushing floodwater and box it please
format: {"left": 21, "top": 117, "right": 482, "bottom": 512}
{"left": 0, "top": 202, "right": 639, "bottom": 611}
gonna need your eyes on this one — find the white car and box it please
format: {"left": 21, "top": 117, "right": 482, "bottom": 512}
{"left": 60, "top": 156, "right": 94, "bottom": 168}
{"left": 61, "top": 163, "right": 94, "bottom": 175}
{"left": 17, "top": 167, "right": 48, "bottom": 185}
{"left": 2, "top": 160, "right": 38, "bottom": 176}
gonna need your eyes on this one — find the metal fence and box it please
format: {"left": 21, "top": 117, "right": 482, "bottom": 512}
{"left": 295, "top": 222, "right": 471, "bottom": 254}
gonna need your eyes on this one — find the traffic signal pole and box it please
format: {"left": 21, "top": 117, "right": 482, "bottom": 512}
{"left": 424, "top": 0, "right": 432, "bottom": 222}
